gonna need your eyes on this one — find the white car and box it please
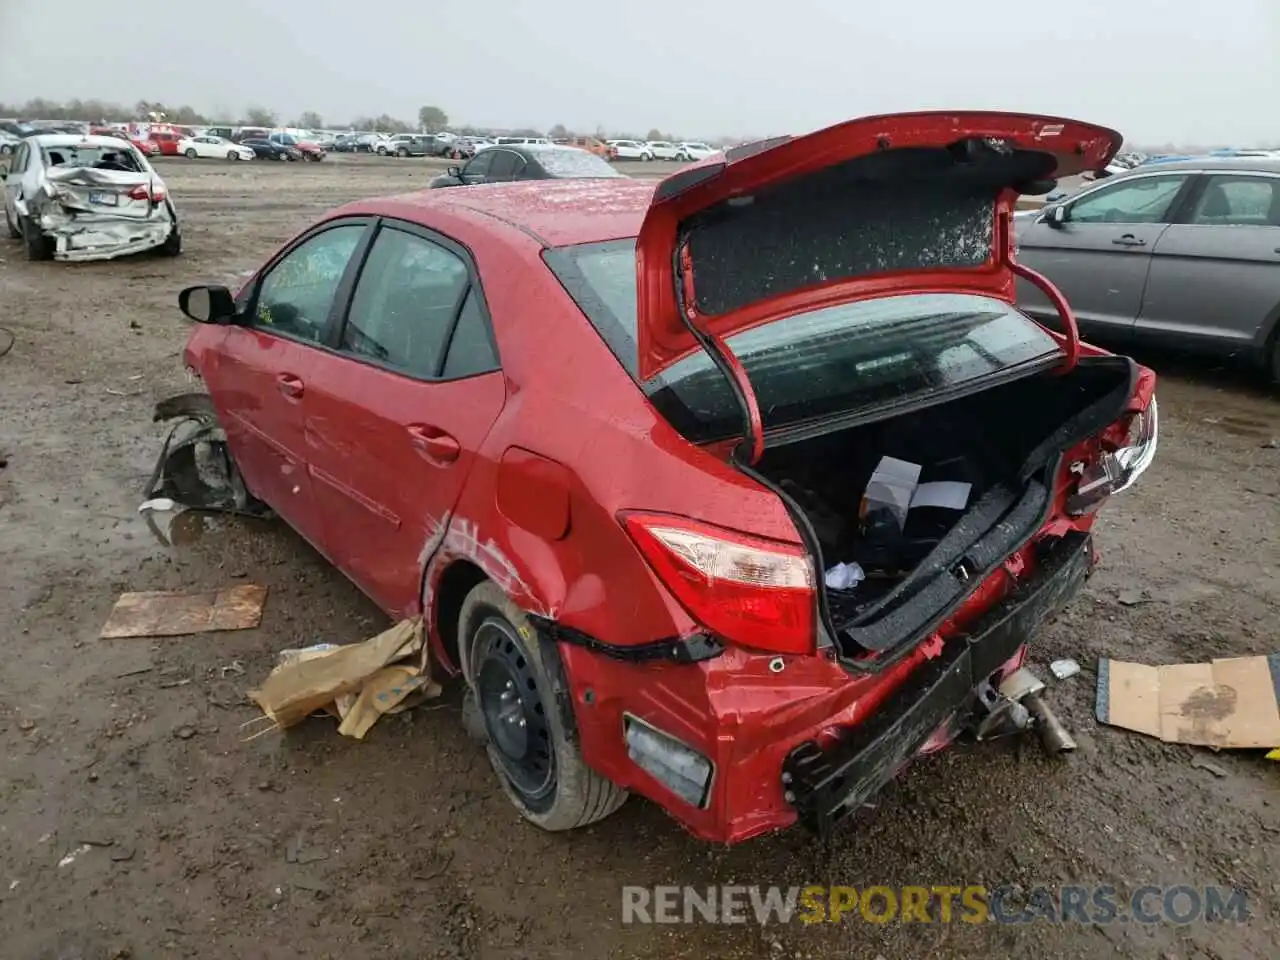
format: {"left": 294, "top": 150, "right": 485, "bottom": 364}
{"left": 3, "top": 134, "right": 180, "bottom": 261}
{"left": 177, "top": 136, "right": 255, "bottom": 161}
{"left": 645, "top": 140, "right": 681, "bottom": 161}
{"left": 675, "top": 142, "right": 717, "bottom": 161}
{"left": 361, "top": 134, "right": 396, "bottom": 155}
{"left": 606, "top": 139, "right": 651, "bottom": 161}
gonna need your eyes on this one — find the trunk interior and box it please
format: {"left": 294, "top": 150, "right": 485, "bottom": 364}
{"left": 754, "top": 356, "right": 1135, "bottom": 657}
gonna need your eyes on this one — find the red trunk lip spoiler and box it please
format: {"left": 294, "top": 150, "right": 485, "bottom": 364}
{"left": 634, "top": 110, "right": 1119, "bottom": 463}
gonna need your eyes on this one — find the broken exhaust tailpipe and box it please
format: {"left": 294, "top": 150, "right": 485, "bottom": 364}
{"left": 1023, "top": 692, "right": 1078, "bottom": 755}
{"left": 974, "top": 667, "right": 1077, "bottom": 756}
{"left": 139, "top": 393, "right": 270, "bottom": 545}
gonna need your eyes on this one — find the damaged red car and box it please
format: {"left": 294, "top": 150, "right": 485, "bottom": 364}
{"left": 163, "top": 111, "right": 1157, "bottom": 844}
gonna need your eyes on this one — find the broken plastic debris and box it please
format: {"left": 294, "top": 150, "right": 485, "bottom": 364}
{"left": 824, "top": 561, "right": 866, "bottom": 590}
{"left": 1050, "top": 658, "right": 1081, "bottom": 681}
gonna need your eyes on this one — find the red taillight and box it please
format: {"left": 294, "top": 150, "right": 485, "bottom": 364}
{"left": 620, "top": 512, "right": 815, "bottom": 655}
{"left": 128, "top": 184, "right": 165, "bottom": 202}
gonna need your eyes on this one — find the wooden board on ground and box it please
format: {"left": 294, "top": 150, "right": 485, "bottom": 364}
{"left": 1097, "top": 654, "right": 1280, "bottom": 749}
{"left": 100, "top": 584, "right": 267, "bottom": 638}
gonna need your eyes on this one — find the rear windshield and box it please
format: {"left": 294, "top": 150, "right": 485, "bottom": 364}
{"left": 537, "top": 149, "right": 623, "bottom": 179}
{"left": 545, "top": 239, "right": 1061, "bottom": 442}
{"left": 41, "top": 145, "right": 144, "bottom": 171}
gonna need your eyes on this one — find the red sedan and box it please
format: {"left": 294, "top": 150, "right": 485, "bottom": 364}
{"left": 89, "top": 127, "right": 160, "bottom": 157}
{"left": 170, "top": 111, "right": 1157, "bottom": 844}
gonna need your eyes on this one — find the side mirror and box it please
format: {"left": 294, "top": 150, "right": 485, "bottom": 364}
{"left": 178, "top": 284, "right": 237, "bottom": 324}
{"left": 1043, "top": 204, "right": 1067, "bottom": 228}
{"left": 447, "top": 165, "right": 462, "bottom": 179}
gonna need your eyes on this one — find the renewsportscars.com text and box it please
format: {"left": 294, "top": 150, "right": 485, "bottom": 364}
{"left": 621, "top": 884, "right": 1249, "bottom": 926}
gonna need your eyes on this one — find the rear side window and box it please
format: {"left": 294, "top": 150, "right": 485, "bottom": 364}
{"left": 1189, "top": 175, "right": 1280, "bottom": 226}
{"left": 340, "top": 228, "right": 469, "bottom": 378}
{"left": 546, "top": 240, "right": 1061, "bottom": 441}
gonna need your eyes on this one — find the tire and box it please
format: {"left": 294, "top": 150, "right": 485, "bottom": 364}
{"left": 377, "top": 146, "right": 388, "bottom": 156}
{"left": 184, "top": 148, "right": 198, "bottom": 159}
{"left": 459, "top": 582, "right": 628, "bottom": 832}
{"left": 641, "top": 153, "right": 653, "bottom": 162}
{"left": 22, "top": 216, "right": 53, "bottom": 261}
{"left": 227, "top": 151, "right": 241, "bottom": 161}
{"left": 5, "top": 203, "right": 20, "bottom": 240}
{"left": 1267, "top": 328, "right": 1280, "bottom": 385}
{"left": 1, "top": 144, "right": 11, "bottom": 156}
{"left": 397, "top": 148, "right": 409, "bottom": 158}
{"left": 159, "top": 226, "right": 182, "bottom": 257}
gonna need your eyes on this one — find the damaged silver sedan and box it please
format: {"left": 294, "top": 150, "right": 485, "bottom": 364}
{"left": 3, "top": 134, "right": 181, "bottom": 262}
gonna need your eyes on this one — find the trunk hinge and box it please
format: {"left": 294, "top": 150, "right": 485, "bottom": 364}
{"left": 999, "top": 207, "right": 1080, "bottom": 373}
{"left": 675, "top": 244, "right": 765, "bottom": 464}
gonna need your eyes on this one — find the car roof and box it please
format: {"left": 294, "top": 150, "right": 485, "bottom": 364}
{"left": 25, "top": 134, "right": 139, "bottom": 149}
{"left": 1127, "top": 156, "right": 1280, "bottom": 175}
{"left": 370, "top": 178, "right": 659, "bottom": 247}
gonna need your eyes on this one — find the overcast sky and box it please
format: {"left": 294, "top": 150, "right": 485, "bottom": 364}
{"left": 1, "top": 0, "right": 1277, "bottom": 144}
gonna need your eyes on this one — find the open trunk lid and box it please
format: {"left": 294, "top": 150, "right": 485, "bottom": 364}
{"left": 633, "top": 111, "right": 1121, "bottom": 383}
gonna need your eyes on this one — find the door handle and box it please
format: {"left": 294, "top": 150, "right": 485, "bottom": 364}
{"left": 276, "top": 374, "right": 304, "bottom": 399}
{"left": 407, "top": 425, "right": 460, "bottom": 464}
{"left": 1111, "top": 235, "right": 1146, "bottom": 247}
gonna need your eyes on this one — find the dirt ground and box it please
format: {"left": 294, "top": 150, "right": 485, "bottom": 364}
{"left": 0, "top": 154, "right": 1277, "bottom": 960}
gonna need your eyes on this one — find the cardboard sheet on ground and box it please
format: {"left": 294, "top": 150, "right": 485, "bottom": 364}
{"left": 247, "top": 617, "right": 441, "bottom": 738}
{"left": 1096, "top": 654, "right": 1280, "bottom": 749}
{"left": 100, "top": 584, "right": 267, "bottom": 638}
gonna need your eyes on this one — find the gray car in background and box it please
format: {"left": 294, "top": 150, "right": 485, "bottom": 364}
{"left": 1014, "top": 157, "right": 1280, "bottom": 380}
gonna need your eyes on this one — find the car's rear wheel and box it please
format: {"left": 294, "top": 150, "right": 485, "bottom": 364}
{"left": 397, "top": 148, "right": 409, "bottom": 158}
{"left": 22, "top": 217, "right": 53, "bottom": 261}
{"left": 159, "top": 226, "right": 182, "bottom": 257}
{"left": 184, "top": 148, "right": 198, "bottom": 159}
{"left": 460, "top": 582, "right": 628, "bottom": 832}
{"left": 377, "top": 146, "right": 388, "bottom": 156}
{"left": 227, "top": 151, "right": 240, "bottom": 161}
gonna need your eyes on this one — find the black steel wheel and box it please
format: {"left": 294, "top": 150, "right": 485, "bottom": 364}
{"left": 476, "top": 617, "right": 556, "bottom": 808}
{"left": 459, "top": 581, "right": 627, "bottom": 831}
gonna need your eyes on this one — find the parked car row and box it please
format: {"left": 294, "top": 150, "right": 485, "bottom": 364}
{"left": 607, "top": 139, "right": 717, "bottom": 161}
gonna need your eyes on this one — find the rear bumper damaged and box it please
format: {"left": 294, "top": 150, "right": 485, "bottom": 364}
{"left": 35, "top": 204, "right": 175, "bottom": 261}
{"left": 782, "top": 532, "right": 1093, "bottom": 838}
{"left": 556, "top": 532, "right": 1092, "bottom": 843}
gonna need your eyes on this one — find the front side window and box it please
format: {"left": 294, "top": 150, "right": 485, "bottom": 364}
{"left": 339, "top": 227, "right": 469, "bottom": 378}
{"left": 253, "top": 224, "right": 365, "bottom": 342}
{"left": 546, "top": 240, "right": 1062, "bottom": 441}
{"left": 1068, "top": 175, "right": 1188, "bottom": 224}
{"left": 1189, "top": 175, "right": 1280, "bottom": 226}
{"left": 463, "top": 151, "right": 493, "bottom": 181}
